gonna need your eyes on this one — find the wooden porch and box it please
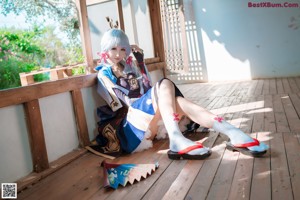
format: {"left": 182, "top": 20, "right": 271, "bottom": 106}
{"left": 16, "top": 77, "right": 300, "bottom": 200}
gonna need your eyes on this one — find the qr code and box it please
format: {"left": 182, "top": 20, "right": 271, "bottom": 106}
{"left": 1, "top": 183, "right": 17, "bottom": 199}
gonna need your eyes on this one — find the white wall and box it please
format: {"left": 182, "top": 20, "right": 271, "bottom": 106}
{"left": 195, "top": 0, "right": 300, "bottom": 81}
{"left": 0, "top": 86, "right": 103, "bottom": 183}
{"left": 81, "top": 86, "right": 107, "bottom": 140}
{"left": 121, "top": 0, "right": 155, "bottom": 58}
{"left": 0, "top": 105, "right": 33, "bottom": 183}
{"left": 39, "top": 93, "right": 79, "bottom": 162}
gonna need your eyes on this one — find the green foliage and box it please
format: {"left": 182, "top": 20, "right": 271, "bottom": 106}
{"left": 0, "top": 0, "right": 80, "bottom": 45}
{"left": 0, "top": 27, "right": 85, "bottom": 90}
{"left": 0, "top": 0, "right": 85, "bottom": 90}
{"left": 0, "top": 28, "right": 46, "bottom": 89}
{"left": 72, "top": 65, "right": 86, "bottom": 76}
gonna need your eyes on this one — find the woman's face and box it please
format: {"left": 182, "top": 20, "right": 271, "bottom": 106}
{"left": 107, "top": 46, "right": 126, "bottom": 64}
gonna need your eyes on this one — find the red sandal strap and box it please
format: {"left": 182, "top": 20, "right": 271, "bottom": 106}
{"left": 178, "top": 142, "right": 204, "bottom": 155}
{"left": 233, "top": 138, "right": 260, "bottom": 148}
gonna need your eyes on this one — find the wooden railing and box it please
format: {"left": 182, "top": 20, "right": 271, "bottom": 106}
{"left": 0, "top": 74, "right": 97, "bottom": 191}
{"left": 19, "top": 64, "right": 87, "bottom": 86}
{"left": 0, "top": 59, "right": 165, "bottom": 191}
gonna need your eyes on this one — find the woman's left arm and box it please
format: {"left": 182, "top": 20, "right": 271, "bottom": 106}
{"left": 131, "top": 45, "right": 152, "bottom": 90}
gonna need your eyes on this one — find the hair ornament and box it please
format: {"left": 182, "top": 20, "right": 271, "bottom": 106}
{"left": 126, "top": 56, "right": 133, "bottom": 66}
{"left": 97, "top": 52, "right": 109, "bottom": 63}
{"left": 214, "top": 116, "right": 224, "bottom": 123}
{"left": 106, "top": 16, "right": 119, "bottom": 29}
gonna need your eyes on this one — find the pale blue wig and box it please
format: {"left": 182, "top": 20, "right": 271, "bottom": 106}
{"left": 101, "top": 29, "right": 131, "bottom": 56}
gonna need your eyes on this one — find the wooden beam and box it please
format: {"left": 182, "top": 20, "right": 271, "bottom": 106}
{"left": 116, "top": 0, "right": 125, "bottom": 31}
{"left": 148, "top": 0, "right": 166, "bottom": 76}
{"left": 147, "top": 62, "right": 165, "bottom": 71}
{"left": 16, "top": 148, "right": 87, "bottom": 192}
{"left": 178, "top": 0, "right": 190, "bottom": 73}
{"left": 24, "top": 100, "right": 49, "bottom": 173}
{"left": 76, "top": 0, "right": 95, "bottom": 73}
{"left": 0, "top": 74, "right": 97, "bottom": 108}
{"left": 71, "top": 89, "right": 90, "bottom": 147}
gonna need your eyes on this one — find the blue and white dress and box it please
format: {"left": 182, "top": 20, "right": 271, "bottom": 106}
{"left": 96, "top": 62, "right": 158, "bottom": 153}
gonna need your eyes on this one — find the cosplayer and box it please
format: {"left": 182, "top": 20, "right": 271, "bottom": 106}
{"left": 95, "top": 28, "right": 269, "bottom": 159}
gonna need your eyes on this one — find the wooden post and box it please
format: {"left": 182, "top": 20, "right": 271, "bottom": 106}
{"left": 24, "top": 99, "right": 49, "bottom": 172}
{"left": 116, "top": 0, "right": 125, "bottom": 31}
{"left": 71, "top": 89, "right": 90, "bottom": 147}
{"left": 178, "top": 0, "right": 190, "bottom": 73}
{"left": 20, "top": 73, "right": 35, "bottom": 86}
{"left": 148, "top": 0, "right": 166, "bottom": 77}
{"left": 76, "top": 0, "right": 95, "bottom": 74}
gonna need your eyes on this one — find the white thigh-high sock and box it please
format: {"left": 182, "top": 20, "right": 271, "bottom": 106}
{"left": 212, "top": 117, "right": 269, "bottom": 151}
{"left": 164, "top": 113, "right": 210, "bottom": 155}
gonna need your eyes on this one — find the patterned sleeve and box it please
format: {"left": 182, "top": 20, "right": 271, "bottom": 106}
{"left": 132, "top": 51, "right": 152, "bottom": 93}
{"left": 96, "top": 66, "right": 129, "bottom": 112}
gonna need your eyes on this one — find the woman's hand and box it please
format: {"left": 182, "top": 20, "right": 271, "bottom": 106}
{"left": 131, "top": 45, "right": 144, "bottom": 63}
{"left": 130, "top": 45, "right": 143, "bottom": 54}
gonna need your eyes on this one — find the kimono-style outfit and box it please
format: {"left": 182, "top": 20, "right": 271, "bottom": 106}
{"left": 95, "top": 55, "right": 185, "bottom": 153}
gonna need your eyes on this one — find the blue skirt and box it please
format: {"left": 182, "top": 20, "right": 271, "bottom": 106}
{"left": 117, "top": 79, "right": 184, "bottom": 153}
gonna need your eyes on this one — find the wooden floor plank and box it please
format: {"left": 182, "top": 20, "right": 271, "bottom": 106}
{"left": 264, "top": 95, "right": 276, "bottom": 132}
{"left": 283, "top": 132, "right": 300, "bottom": 200}
{"left": 281, "top": 95, "right": 300, "bottom": 132}
{"left": 273, "top": 94, "right": 290, "bottom": 132}
{"left": 294, "top": 77, "right": 300, "bottom": 90}
{"left": 142, "top": 160, "right": 187, "bottom": 200}
{"left": 276, "top": 78, "right": 284, "bottom": 94}
{"left": 249, "top": 94, "right": 273, "bottom": 199}
{"left": 289, "top": 93, "right": 300, "bottom": 122}
{"left": 254, "top": 79, "right": 264, "bottom": 95}
{"left": 201, "top": 89, "right": 247, "bottom": 200}
{"left": 282, "top": 78, "right": 292, "bottom": 94}
{"left": 249, "top": 93, "right": 273, "bottom": 200}
{"left": 263, "top": 79, "right": 270, "bottom": 95}
{"left": 161, "top": 131, "right": 218, "bottom": 200}
{"left": 252, "top": 95, "right": 265, "bottom": 133}
{"left": 16, "top": 77, "right": 300, "bottom": 200}
{"left": 247, "top": 80, "right": 259, "bottom": 96}
{"left": 270, "top": 133, "right": 294, "bottom": 200}
{"left": 228, "top": 93, "right": 268, "bottom": 200}
{"left": 186, "top": 137, "right": 226, "bottom": 200}
{"left": 288, "top": 77, "right": 300, "bottom": 93}
{"left": 250, "top": 132, "right": 271, "bottom": 200}
{"left": 228, "top": 141, "right": 254, "bottom": 200}
{"left": 18, "top": 153, "right": 104, "bottom": 200}
{"left": 186, "top": 91, "right": 238, "bottom": 200}
{"left": 269, "top": 79, "right": 277, "bottom": 95}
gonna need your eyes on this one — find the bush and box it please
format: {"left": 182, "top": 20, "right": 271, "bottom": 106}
{"left": 0, "top": 26, "right": 85, "bottom": 90}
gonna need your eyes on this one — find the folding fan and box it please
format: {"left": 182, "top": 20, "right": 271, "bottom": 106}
{"left": 102, "top": 161, "right": 159, "bottom": 189}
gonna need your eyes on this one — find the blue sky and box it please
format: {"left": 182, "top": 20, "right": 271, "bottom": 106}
{"left": 0, "top": 12, "right": 68, "bottom": 42}
{"left": 0, "top": 12, "right": 52, "bottom": 28}
{"left": 0, "top": 13, "right": 26, "bottom": 28}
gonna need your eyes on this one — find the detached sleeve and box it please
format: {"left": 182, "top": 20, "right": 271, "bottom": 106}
{"left": 132, "top": 51, "right": 152, "bottom": 91}
{"left": 112, "top": 88, "right": 132, "bottom": 107}
{"left": 97, "top": 73, "right": 124, "bottom": 112}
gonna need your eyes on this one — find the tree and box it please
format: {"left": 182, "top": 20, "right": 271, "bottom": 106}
{"left": 0, "top": 0, "right": 80, "bottom": 46}
{"left": 0, "top": 27, "right": 46, "bottom": 89}
{"left": 0, "top": 26, "right": 85, "bottom": 90}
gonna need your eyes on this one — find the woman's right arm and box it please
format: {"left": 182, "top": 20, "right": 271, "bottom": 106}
{"left": 97, "top": 68, "right": 134, "bottom": 111}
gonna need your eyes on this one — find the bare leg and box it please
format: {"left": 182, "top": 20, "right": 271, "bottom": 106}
{"left": 175, "top": 97, "right": 215, "bottom": 128}
{"left": 157, "top": 79, "right": 210, "bottom": 155}
{"left": 175, "top": 96, "right": 269, "bottom": 152}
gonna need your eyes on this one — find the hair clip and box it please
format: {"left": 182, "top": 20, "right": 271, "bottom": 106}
{"left": 126, "top": 56, "right": 133, "bottom": 65}
{"left": 214, "top": 116, "right": 224, "bottom": 123}
{"left": 173, "top": 113, "right": 180, "bottom": 122}
{"left": 97, "top": 52, "right": 109, "bottom": 63}
{"left": 106, "top": 16, "right": 119, "bottom": 29}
